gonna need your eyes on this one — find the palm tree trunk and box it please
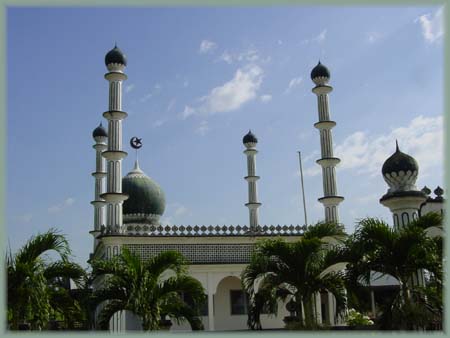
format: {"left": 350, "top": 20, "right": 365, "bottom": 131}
{"left": 303, "top": 295, "right": 316, "bottom": 329}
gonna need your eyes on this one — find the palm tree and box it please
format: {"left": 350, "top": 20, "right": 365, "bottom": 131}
{"left": 7, "top": 229, "right": 85, "bottom": 330}
{"left": 341, "top": 216, "right": 442, "bottom": 330}
{"left": 90, "top": 248, "right": 206, "bottom": 331}
{"left": 242, "top": 222, "right": 348, "bottom": 330}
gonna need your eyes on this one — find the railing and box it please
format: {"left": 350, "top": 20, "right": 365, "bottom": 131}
{"left": 100, "top": 224, "right": 307, "bottom": 237}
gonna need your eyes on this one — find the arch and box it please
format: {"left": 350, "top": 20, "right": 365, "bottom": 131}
{"left": 214, "top": 276, "right": 247, "bottom": 331}
{"left": 401, "top": 212, "right": 410, "bottom": 227}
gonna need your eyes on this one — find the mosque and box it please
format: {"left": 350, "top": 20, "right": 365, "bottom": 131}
{"left": 89, "top": 46, "right": 444, "bottom": 332}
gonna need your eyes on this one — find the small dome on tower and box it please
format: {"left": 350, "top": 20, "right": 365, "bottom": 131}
{"left": 122, "top": 161, "right": 165, "bottom": 224}
{"left": 243, "top": 130, "right": 258, "bottom": 146}
{"left": 105, "top": 45, "right": 127, "bottom": 67}
{"left": 311, "top": 61, "right": 330, "bottom": 85}
{"left": 382, "top": 142, "right": 418, "bottom": 176}
{"left": 92, "top": 123, "right": 107, "bottom": 138}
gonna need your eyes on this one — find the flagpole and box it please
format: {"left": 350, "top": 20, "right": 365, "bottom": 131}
{"left": 298, "top": 151, "right": 308, "bottom": 226}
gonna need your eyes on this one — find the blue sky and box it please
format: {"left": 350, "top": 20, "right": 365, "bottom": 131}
{"left": 7, "top": 6, "right": 444, "bottom": 267}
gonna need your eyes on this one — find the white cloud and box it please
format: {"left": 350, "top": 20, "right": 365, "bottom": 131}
{"left": 302, "top": 115, "right": 442, "bottom": 178}
{"left": 285, "top": 77, "right": 303, "bottom": 93}
{"left": 153, "top": 119, "right": 166, "bottom": 128}
{"left": 182, "top": 65, "right": 263, "bottom": 118}
{"left": 180, "top": 105, "right": 195, "bottom": 120}
{"left": 301, "top": 29, "right": 327, "bottom": 44}
{"left": 335, "top": 115, "right": 443, "bottom": 177}
{"left": 139, "top": 84, "right": 162, "bottom": 103}
{"left": 195, "top": 120, "right": 210, "bottom": 136}
{"left": 313, "top": 29, "right": 327, "bottom": 43}
{"left": 183, "top": 80, "right": 189, "bottom": 87}
{"left": 366, "top": 32, "right": 382, "bottom": 43}
{"left": 48, "top": 197, "right": 75, "bottom": 213}
{"left": 125, "top": 84, "right": 135, "bottom": 93}
{"left": 199, "top": 39, "right": 217, "bottom": 54}
{"left": 260, "top": 94, "right": 272, "bottom": 103}
{"left": 416, "top": 7, "right": 443, "bottom": 44}
{"left": 174, "top": 205, "right": 189, "bottom": 217}
{"left": 218, "top": 48, "right": 269, "bottom": 65}
{"left": 167, "top": 99, "right": 176, "bottom": 112}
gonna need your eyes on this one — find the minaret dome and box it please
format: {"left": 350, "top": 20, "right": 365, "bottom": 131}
{"left": 243, "top": 130, "right": 258, "bottom": 148}
{"left": 92, "top": 122, "right": 108, "bottom": 139}
{"left": 105, "top": 44, "right": 127, "bottom": 71}
{"left": 311, "top": 61, "right": 330, "bottom": 86}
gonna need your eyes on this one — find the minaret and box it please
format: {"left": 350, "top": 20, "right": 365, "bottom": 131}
{"left": 91, "top": 123, "right": 108, "bottom": 249}
{"left": 380, "top": 141, "right": 427, "bottom": 230}
{"left": 100, "top": 45, "right": 129, "bottom": 233}
{"left": 311, "top": 61, "right": 344, "bottom": 223}
{"left": 243, "top": 130, "right": 261, "bottom": 232}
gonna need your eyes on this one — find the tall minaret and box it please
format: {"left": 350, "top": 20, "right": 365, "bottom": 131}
{"left": 91, "top": 123, "right": 108, "bottom": 249}
{"left": 243, "top": 130, "right": 261, "bottom": 232}
{"left": 100, "top": 45, "right": 129, "bottom": 233}
{"left": 311, "top": 61, "right": 344, "bottom": 223}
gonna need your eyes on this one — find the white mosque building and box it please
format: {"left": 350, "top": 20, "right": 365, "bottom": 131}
{"left": 89, "top": 46, "right": 443, "bottom": 332}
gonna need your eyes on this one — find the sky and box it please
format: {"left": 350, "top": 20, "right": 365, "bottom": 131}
{"left": 6, "top": 6, "right": 444, "bottom": 268}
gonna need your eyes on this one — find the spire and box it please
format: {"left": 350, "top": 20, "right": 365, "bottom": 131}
{"left": 396, "top": 139, "right": 399, "bottom": 152}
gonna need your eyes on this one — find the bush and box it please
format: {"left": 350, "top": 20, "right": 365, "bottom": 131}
{"left": 346, "top": 309, "right": 374, "bottom": 327}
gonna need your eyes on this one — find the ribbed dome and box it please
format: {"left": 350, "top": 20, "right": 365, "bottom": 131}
{"left": 92, "top": 123, "right": 107, "bottom": 138}
{"left": 311, "top": 61, "right": 330, "bottom": 81}
{"left": 243, "top": 130, "right": 258, "bottom": 144}
{"left": 382, "top": 142, "right": 418, "bottom": 176}
{"left": 122, "top": 161, "right": 165, "bottom": 221}
{"left": 105, "top": 45, "right": 127, "bottom": 67}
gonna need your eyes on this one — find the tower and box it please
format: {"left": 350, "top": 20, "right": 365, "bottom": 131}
{"left": 243, "top": 130, "right": 261, "bottom": 232}
{"left": 311, "top": 61, "right": 344, "bottom": 223}
{"left": 380, "top": 141, "right": 427, "bottom": 230}
{"left": 91, "top": 123, "right": 108, "bottom": 250}
{"left": 100, "top": 45, "right": 129, "bottom": 233}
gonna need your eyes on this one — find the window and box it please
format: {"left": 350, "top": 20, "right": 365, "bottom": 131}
{"left": 230, "top": 290, "right": 248, "bottom": 315}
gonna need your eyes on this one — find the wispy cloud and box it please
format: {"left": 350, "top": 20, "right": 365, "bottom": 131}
{"left": 218, "top": 48, "right": 270, "bottom": 65}
{"left": 139, "top": 84, "right": 162, "bottom": 103}
{"left": 416, "top": 7, "right": 443, "bottom": 44}
{"left": 199, "top": 39, "right": 217, "bottom": 54}
{"left": 303, "top": 115, "right": 443, "bottom": 178}
{"left": 152, "top": 119, "right": 166, "bottom": 128}
{"left": 302, "top": 29, "right": 327, "bottom": 44}
{"left": 125, "top": 84, "right": 135, "bottom": 93}
{"left": 366, "top": 31, "right": 382, "bottom": 43}
{"left": 48, "top": 197, "right": 75, "bottom": 213}
{"left": 167, "top": 98, "right": 176, "bottom": 112}
{"left": 180, "top": 64, "right": 263, "bottom": 119}
{"left": 195, "top": 120, "right": 210, "bottom": 136}
{"left": 161, "top": 203, "right": 190, "bottom": 225}
{"left": 285, "top": 77, "right": 303, "bottom": 94}
{"left": 260, "top": 94, "right": 272, "bottom": 103}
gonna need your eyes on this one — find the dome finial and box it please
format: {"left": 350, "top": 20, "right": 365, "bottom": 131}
{"left": 396, "top": 139, "right": 399, "bottom": 152}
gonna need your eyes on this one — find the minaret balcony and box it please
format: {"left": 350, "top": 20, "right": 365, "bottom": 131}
{"left": 103, "top": 110, "right": 128, "bottom": 120}
{"left": 243, "top": 149, "right": 258, "bottom": 155}
{"left": 312, "top": 85, "right": 333, "bottom": 95}
{"left": 92, "top": 143, "right": 107, "bottom": 151}
{"left": 314, "top": 120, "right": 336, "bottom": 130}
{"left": 244, "top": 175, "right": 260, "bottom": 182}
{"left": 100, "top": 192, "right": 129, "bottom": 203}
{"left": 91, "top": 171, "right": 107, "bottom": 178}
{"left": 102, "top": 150, "right": 127, "bottom": 160}
{"left": 318, "top": 195, "right": 344, "bottom": 205}
{"left": 316, "top": 157, "right": 341, "bottom": 167}
{"left": 104, "top": 71, "right": 127, "bottom": 82}
{"left": 245, "top": 202, "right": 262, "bottom": 209}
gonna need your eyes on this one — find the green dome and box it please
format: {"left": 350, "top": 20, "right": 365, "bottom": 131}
{"left": 122, "top": 161, "right": 165, "bottom": 223}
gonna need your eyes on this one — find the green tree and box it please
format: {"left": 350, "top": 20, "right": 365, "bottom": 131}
{"left": 242, "top": 222, "right": 348, "bottom": 330}
{"left": 90, "top": 248, "right": 206, "bottom": 331}
{"left": 341, "top": 216, "right": 442, "bottom": 330}
{"left": 7, "top": 229, "right": 85, "bottom": 330}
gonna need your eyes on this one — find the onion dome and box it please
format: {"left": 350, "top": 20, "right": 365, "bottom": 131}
{"left": 243, "top": 130, "right": 258, "bottom": 147}
{"left": 92, "top": 122, "right": 107, "bottom": 139}
{"left": 311, "top": 61, "right": 330, "bottom": 85}
{"left": 122, "top": 161, "right": 165, "bottom": 224}
{"left": 382, "top": 141, "right": 419, "bottom": 193}
{"left": 421, "top": 186, "right": 431, "bottom": 195}
{"left": 434, "top": 186, "right": 444, "bottom": 199}
{"left": 105, "top": 44, "right": 127, "bottom": 67}
{"left": 382, "top": 141, "right": 418, "bottom": 176}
